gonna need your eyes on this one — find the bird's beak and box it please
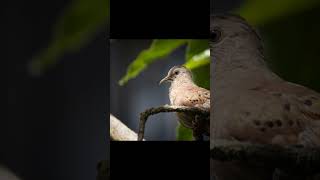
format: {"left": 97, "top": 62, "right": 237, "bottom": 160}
{"left": 159, "top": 76, "right": 171, "bottom": 85}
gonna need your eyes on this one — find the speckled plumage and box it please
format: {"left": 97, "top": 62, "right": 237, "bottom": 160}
{"left": 159, "top": 66, "right": 210, "bottom": 135}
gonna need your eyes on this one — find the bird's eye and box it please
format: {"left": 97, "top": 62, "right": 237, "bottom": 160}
{"left": 211, "top": 28, "right": 222, "bottom": 43}
{"left": 174, "top": 71, "right": 179, "bottom": 75}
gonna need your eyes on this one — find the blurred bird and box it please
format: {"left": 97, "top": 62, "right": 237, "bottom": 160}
{"left": 159, "top": 65, "right": 210, "bottom": 140}
{"left": 210, "top": 14, "right": 320, "bottom": 180}
{"left": 0, "top": 165, "right": 21, "bottom": 180}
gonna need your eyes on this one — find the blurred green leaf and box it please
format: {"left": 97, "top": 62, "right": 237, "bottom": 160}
{"left": 176, "top": 123, "right": 193, "bottom": 141}
{"left": 185, "top": 39, "right": 208, "bottom": 61}
{"left": 190, "top": 64, "right": 210, "bottom": 90}
{"left": 184, "top": 49, "right": 210, "bottom": 70}
{"left": 29, "top": 0, "right": 108, "bottom": 75}
{"left": 118, "top": 39, "right": 188, "bottom": 85}
{"left": 238, "top": 0, "right": 320, "bottom": 25}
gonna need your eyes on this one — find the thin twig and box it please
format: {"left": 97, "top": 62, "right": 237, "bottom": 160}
{"left": 138, "top": 105, "right": 209, "bottom": 141}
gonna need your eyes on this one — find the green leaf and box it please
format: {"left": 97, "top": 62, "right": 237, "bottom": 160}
{"left": 176, "top": 123, "right": 193, "bottom": 141}
{"left": 118, "top": 39, "right": 188, "bottom": 85}
{"left": 185, "top": 39, "right": 209, "bottom": 61}
{"left": 184, "top": 49, "right": 210, "bottom": 70}
{"left": 238, "top": 0, "right": 320, "bottom": 25}
{"left": 29, "top": 0, "right": 109, "bottom": 75}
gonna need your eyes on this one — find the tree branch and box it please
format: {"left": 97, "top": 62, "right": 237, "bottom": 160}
{"left": 211, "top": 140, "right": 320, "bottom": 174}
{"left": 110, "top": 114, "right": 142, "bottom": 141}
{"left": 138, "top": 105, "right": 209, "bottom": 141}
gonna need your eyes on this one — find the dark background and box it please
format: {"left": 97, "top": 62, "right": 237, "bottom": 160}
{"left": 5, "top": 0, "right": 108, "bottom": 179}
{"left": 212, "top": 0, "right": 243, "bottom": 13}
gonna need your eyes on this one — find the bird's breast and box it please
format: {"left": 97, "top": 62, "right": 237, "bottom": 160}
{"left": 169, "top": 87, "right": 188, "bottom": 106}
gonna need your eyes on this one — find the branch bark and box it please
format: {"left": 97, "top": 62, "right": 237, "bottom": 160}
{"left": 138, "top": 105, "right": 209, "bottom": 141}
{"left": 110, "top": 114, "right": 142, "bottom": 141}
{"left": 211, "top": 140, "right": 320, "bottom": 174}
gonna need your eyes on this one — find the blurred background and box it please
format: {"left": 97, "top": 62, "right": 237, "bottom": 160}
{"left": 110, "top": 40, "right": 186, "bottom": 140}
{"left": 213, "top": 0, "right": 320, "bottom": 92}
{"left": 5, "top": 0, "right": 108, "bottom": 179}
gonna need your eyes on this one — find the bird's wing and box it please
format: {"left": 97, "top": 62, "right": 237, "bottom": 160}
{"left": 235, "top": 81, "right": 320, "bottom": 146}
{"left": 180, "top": 86, "right": 210, "bottom": 111}
{"left": 282, "top": 82, "right": 320, "bottom": 146}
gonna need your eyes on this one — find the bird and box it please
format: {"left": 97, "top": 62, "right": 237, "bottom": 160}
{"left": 210, "top": 14, "right": 320, "bottom": 180}
{"left": 159, "top": 65, "right": 210, "bottom": 140}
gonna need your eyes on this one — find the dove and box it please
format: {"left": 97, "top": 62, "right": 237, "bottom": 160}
{"left": 159, "top": 65, "right": 210, "bottom": 140}
{"left": 210, "top": 14, "right": 320, "bottom": 180}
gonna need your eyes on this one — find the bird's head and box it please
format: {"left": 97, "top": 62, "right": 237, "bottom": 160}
{"left": 210, "top": 14, "right": 264, "bottom": 64}
{"left": 210, "top": 14, "right": 261, "bottom": 49}
{"left": 159, "top": 65, "right": 193, "bottom": 85}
